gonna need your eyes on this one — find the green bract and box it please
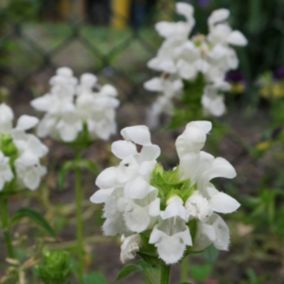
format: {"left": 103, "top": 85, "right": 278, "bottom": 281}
{"left": 151, "top": 163, "right": 197, "bottom": 210}
{"left": 0, "top": 133, "right": 18, "bottom": 163}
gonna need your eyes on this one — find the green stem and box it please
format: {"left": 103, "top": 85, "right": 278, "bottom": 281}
{"left": 180, "top": 256, "right": 189, "bottom": 282}
{"left": 75, "top": 167, "right": 84, "bottom": 283}
{"left": 0, "top": 197, "right": 15, "bottom": 258}
{"left": 160, "top": 263, "right": 171, "bottom": 284}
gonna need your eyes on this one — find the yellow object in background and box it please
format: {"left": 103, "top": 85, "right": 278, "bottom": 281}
{"left": 112, "top": 0, "right": 131, "bottom": 28}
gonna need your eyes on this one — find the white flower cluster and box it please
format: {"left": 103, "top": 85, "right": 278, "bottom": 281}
{"left": 145, "top": 2, "right": 247, "bottom": 127}
{"left": 31, "top": 67, "right": 119, "bottom": 143}
{"left": 0, "top": 103, "right": 48, "bottom": 191}
{"left": 90, "top": 121, "right": 240, "bottom": 265}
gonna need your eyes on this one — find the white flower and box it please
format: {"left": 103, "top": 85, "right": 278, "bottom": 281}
{"left": 149, "top": 217, "right": 192, "bottom": 265}
{"left": 90, "top": 125, "right": 160, "bottom": 235}
{"left": 92, "top": 121, "right": 239, "bottom": 265}
{"left": 201, "top": 86, "right": 226, "bottom": 117}
{"left": 0, "top": 103, "right": 48, "bottom": 191}
{"left": 145, "top": 3, "right": 247, "bottom": 126}
{"left": 32, "top": 67, "right": 119, "bottom": 142}
{"left": 76, "top": 74, "right": 119, "bottom": 140}
{"left": 144, "top": 77, "right": 183, "bottom": 128}
{"left": 14, "top": 154, "right": 47, "bottom": 191}
{"left": 194, "top": 214, "right": 230, "bottom": 251}
{"left": 120, "top": 234, "right": 141, "bottom": 263}
{"left": 0, "top": 152, "right": 13, "bottom": 190}
{"left": 208, "top": 9, "right": 247, "bottom": 46}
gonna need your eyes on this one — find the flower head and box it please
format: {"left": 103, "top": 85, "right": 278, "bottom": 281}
{"left": 0, "top": 103, "right": 48, "bottom": 191}
{"left": 145, "top": 2, "right": 247, "bottom": 127}
{"left": 91, "top": 120, "right": 239, "bottom": 265}
{"left": 31, "top": 67, "right": 119, "bottom": 143}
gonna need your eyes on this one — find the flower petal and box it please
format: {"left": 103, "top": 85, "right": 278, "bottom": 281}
{"left": 210, "top": 191, "right": 240, "bottom": 213}
{"left": 90, "top": 188, "right": 114, "bottom": 204}
{"left": 111, "top": 140, "right": 137, "bottom": 159}
{"left": 16, "top": 115, "right": 39, "bottom": 131}
{"left": 95, "top": 167, "right": 118, "bottom": 188}
{"left": 208, "top": 8, "right": 230, "bottom": 27}
{"left": 121, "top": 125, "right": 151, "bottom": 145}
{"left": 206, "top": 157, "right": 237, "bottom": 181}
{"left": 227, "top": 31, "right": 247, "bottom": 46}
{"left": 124, "top": 177, "right": 152, "bottom": 199}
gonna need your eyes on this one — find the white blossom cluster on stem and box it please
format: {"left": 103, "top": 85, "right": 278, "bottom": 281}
{"left": 0, "top": 103, "right": 48, "bottom": 191}
{"left": 145, "top": 2, "right": 247, "bottom": 127}
{"left": 31, "top": 67, "right": 119, "bottom": 143}
{"left": 90, "top": 121, "right": 240, "bottom": 265}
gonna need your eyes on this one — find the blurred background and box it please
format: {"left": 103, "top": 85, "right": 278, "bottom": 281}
{"left": 0, "top": 0, "right": 284, "bottom": 283}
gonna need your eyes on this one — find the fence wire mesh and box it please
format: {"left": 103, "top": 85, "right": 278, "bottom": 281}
{"left": 0, "top": 0, "right": 175, "bottom": 102}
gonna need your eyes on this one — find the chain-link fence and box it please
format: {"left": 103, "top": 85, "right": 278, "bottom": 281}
{"left": 0, "top": 0, "right": 176, "bottom": 102}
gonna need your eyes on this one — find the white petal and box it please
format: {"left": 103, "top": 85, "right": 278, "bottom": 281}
{"left": 120, "top": 234, "right": 140, "bottom": 263}
{"left": 161, "top": 196, "right": 187, "bottom": 220}
{"left": 210, "top": 191, "right": 240, "bottom": 213}
{"left": 227, "top": 31, "right": 247, "bottom": 46}
{"left": 124, "top": 177, "right": 152, "bottom": 199}
{"left": 213, "top": 215, "right": 230, "bottom": 250}
{"left": 16, "top": 115, "right": 39, "bottom": 131}
{"left": 156, "top": 235, "right": 187, "bottom": 264}
{"left": 80, "top": 73, "right": 97, "bottom": 87}
{"left": 124, "top": 204, "right": 150, "bottom": 233}
{"left": 206, "top": 157, "right": 237, "bottom": 181}
{"left": 111, "top": 140, "right": 137, "bottom": 159}
{"left": 90, "top": 188, "right": 114, "bottom": 204}
{"left": 148, "top": 198, "right": 160, "bottom": 216}
{"left": 188, "top": 121, "right": 212, "bottom": 133}
{"left": 95, "top": 167, "right": 118, "bottom": 188}
{"left": 208, "top": 9, "right": 230, "bottom": 27}
{"left": 176, "top": 2, "right": 194, "bottom": 21}
{"left": 121, "top": 125, "right": 151, "bottom": 145}
{"left": 140, "top": 144, "right": 161, "bottom": 161}
{"left": 144, "top": 77, "right": 163, "bottom": 92}
{"left": 100, "top": 84, "right": 118, "bottom": 97}
{"left": 31, "top": 95, "right": 53, "bottom": 111}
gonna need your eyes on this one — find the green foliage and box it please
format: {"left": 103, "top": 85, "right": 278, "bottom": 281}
{"left": 170, "top": 76, "right": 205, "bottom": 129}
{"left": 190, "top": 264, "right": 213, "bottom": 282}
{"left": 36, "top": 249, "right": 72, "bottom": 284}
{"left": 245, "top": 188, "right": 284, "bottom": 236}
{"left": 1, "top": 0, "right": 43, "bottom": 23}
{"left": 83, "top": 272, "right": 108, "bottom": 284}
{"left": 11, "top": 208, "right": 56, "bottom": 238}
{"left": 116, "top": 263, "right": 143, "bottom": 280}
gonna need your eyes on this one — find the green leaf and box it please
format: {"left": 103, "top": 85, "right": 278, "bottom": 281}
{"left": 83, "top": 272, "right": 108, "bottom": 284}
{"left": 12, "top": 208, "right": 56, "bottom": 237}
{"left": 116, "top": 264, "right": 142, "bottom": 280}
{"left": 190, "top": 264, "right": 212, "bottom": 282}
{"left": 203, "top": 245, "right": 219, "bottom": 263}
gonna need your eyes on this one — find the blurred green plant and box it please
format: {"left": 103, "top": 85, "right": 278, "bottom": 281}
{"left": 36, "top": 249, "right": 72, "bottom": 284}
